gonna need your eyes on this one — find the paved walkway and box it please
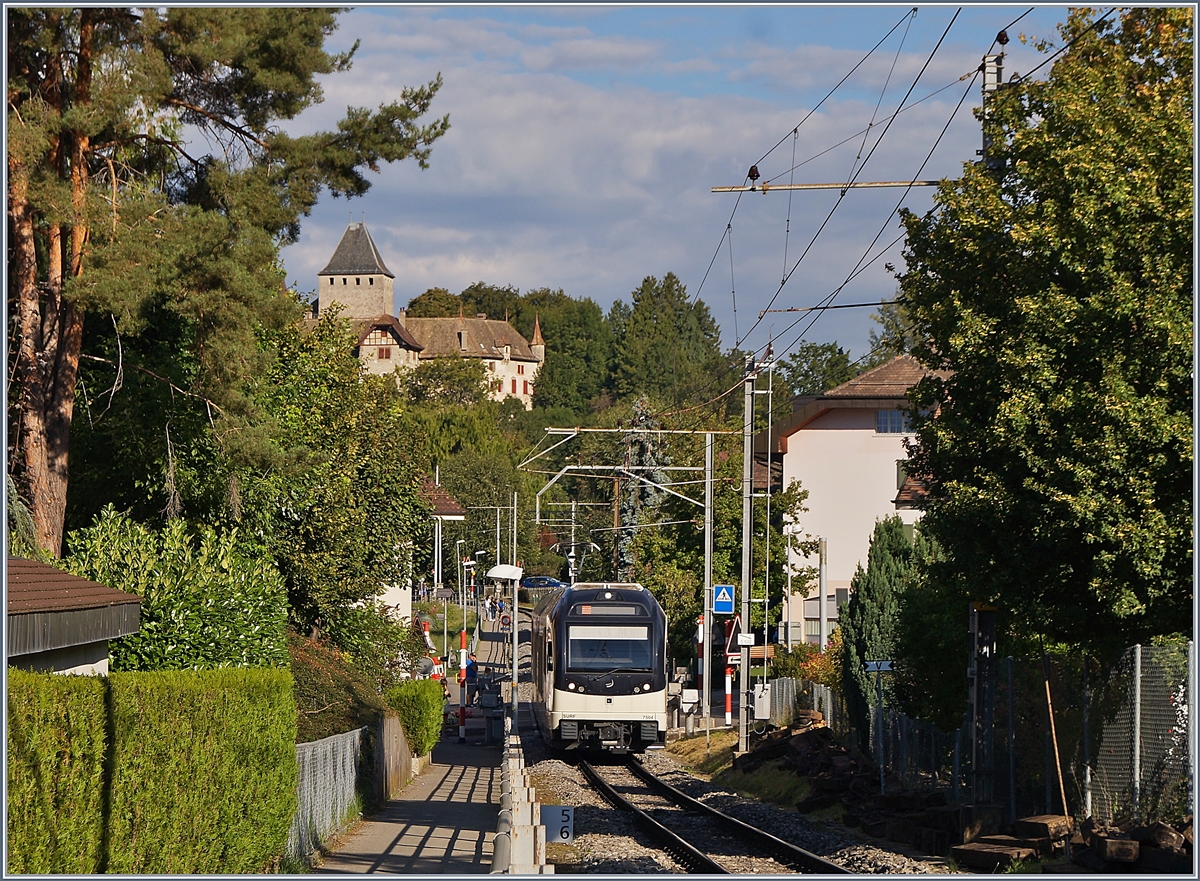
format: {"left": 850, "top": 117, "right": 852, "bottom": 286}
{"left": 316, "top": 610, "right": 514, "bottom": 874}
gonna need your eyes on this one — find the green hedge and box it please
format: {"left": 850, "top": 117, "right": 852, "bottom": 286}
{"left": 6, "top": 668, "right": 297, "bottom": 874}
{"left": 384, "top": 678, "right": 444, "bottom": 757}
{"left": 6, "top": 669, "right": 108, "bottom": 874}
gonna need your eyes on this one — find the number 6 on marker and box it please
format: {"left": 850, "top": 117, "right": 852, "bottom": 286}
{"left": 541, "top": 805, "right": 574, "bottom": 843}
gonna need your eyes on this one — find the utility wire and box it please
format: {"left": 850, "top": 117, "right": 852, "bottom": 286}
{"left": 1014, "top": 7, "right": 1116, "bottom": 83}
{"left": 738, "top": 8, "right": 962, "bottom": 349}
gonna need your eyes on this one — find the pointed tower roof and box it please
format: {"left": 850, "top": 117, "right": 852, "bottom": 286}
{"left": 530, "top": 313, "right": 545, "bottom": 346}
{"left": 319, "top": 222, "right": 394, "bottom": 278}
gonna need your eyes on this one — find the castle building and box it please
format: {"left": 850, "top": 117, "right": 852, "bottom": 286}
{"left": 312, "top": 222, "right": 544, "bottom": 408}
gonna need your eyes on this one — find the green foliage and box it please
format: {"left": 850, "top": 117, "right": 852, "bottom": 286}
{"left": 323, "top": 603, "right": 429, "bottom": 694}
{"left": 10, "top": 7, "right": 449, "bottom": 554}
{"left": 6, "top": 669, "right": 108, "bottom": 874}
{"left": 249, "top": 312, "right": 429, "bottom": 632}
{"left": 6, "top": 667, "right": 297, "bottom": 874}
{"left": 287, "top": 629, "right": 388, "bottom": 744}
{"left": 610, "top": 273, "right": 724, "bottom": 406}
{"left": 892, "top": 530, "right": 966, "bottom": 731}
{"left": 105, "top": 668, "right": 297, "bottom": 873}
{"left": 405, "top": 286, "right": 461, "bottom": 316}
{"left": 384, "top": 678, "right": 445, "bottom": 757}
{"left": 840, "top": 516, "right": 912, "bottom": 751}
{"left": 404, "top": 356, "right": 488, "bottom": 407}
{"left": 6, "top": 475, "right": 49, "bottom": 562}
{"left": 65, "top": 507, "right": 289, "bottom": 671}
{"left": 778, "top": 341, "right": 857, "bottom": 399}
{"left": 899, "top": 8, "right": 1193, "bottom": 658}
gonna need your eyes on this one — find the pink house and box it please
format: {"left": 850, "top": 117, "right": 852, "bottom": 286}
{"left": 767, "top": 355, "right": 942, "bottom": 646}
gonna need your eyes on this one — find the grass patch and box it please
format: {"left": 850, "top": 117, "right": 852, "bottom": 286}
{"left": 665, "top": 728, "right": 738, "bottom": 776}
{"left": 714, "top": 757, "right": 812, "bottom": 809}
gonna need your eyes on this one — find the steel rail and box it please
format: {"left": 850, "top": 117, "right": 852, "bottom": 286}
{"left": 578, "top": 760, "right": 728, "bottom": 874}
{"left": 627, "top": 755, "right": 853, "bottom": 874}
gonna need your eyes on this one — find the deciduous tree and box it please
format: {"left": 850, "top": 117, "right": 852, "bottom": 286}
{"left": 899, "top": 8, "right": 1193, "bottom": 658}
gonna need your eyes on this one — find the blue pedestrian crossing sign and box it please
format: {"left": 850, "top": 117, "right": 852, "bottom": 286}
{"left": 713, "top": 584, "right": 735, "bottom": 615}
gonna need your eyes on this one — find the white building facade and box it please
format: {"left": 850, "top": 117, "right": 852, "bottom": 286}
{"left": 770, "top": 355, "right": 939, "bottom": 646}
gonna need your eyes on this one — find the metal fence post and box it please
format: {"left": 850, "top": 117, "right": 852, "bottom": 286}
{"left": 1133, "top": 643, "right": 1142, "bottom": 820}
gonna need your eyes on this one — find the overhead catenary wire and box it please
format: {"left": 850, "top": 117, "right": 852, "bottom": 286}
{"left": 737, "top": 8, "right": 963, "bottom": 350}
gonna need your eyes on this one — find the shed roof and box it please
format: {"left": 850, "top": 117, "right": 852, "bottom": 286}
{"left": 319, "top": 222, "right": 395, "bottom": 278}
{"left": 404, "top": 316, "right": 538, "bottom": 362}
{"left": 7, "top": 557, "right": 141, "bottom": 657}
{"left": 7, "top": 557, "right": 141, "bottom": 615}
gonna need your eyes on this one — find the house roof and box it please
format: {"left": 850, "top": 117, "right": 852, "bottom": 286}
{"left": 893, "top": 473, "right": 929, "bottom": 510}
{"left": 7, "top": 557, "right": 141, "bottom": 657}
{"left": 824, "top": 354, "right": 940, "bottom": 398}
{"left": 419, "top": 478, "right": 467, "bottom": 520}
{"left": 404, "top": 316, "right": 539, "bottom": 362}
{"left": 7, "top": 557, "right": 141, "bottom": 615}
{"left": 353, "top": 315, "right": 424, "bottom": 352}
{"left": 319, "top": 222, "right": 395, "bottom": 278}
{"left": 766, "top": 354, "right": 947, "bottom": 449}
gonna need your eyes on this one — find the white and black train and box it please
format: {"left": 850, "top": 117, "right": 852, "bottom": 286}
{"left": 530, "top": 583, "right": 668, "bottom": 753}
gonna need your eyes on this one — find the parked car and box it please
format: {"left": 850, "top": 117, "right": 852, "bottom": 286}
{"left": 520, "top": 575, "right": 566, "bottom": 590}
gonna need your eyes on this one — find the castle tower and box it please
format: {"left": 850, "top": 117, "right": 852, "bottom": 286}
{"left": 317, "top": 222, "right": 394, "bottom": 319}
{"left": 530, "top": 313, "right": 545, "bottom": 363}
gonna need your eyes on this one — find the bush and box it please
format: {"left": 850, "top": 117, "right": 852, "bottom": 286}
{"left": 324, "top": 603, "right": 429, "bottom": 693}
{"left": 288, "top": 629, "right": 388, "bottom": 743}
{"left": 384, "top": 679, "right": 444, "bottom": 757}
{"left": 6, "top": 668, "right": 297, "bottom": 874}
{"left": 105, "top": 668, "right": 297, "bottom": 873}
{"left": 66, "top": 507, "right": 289, "bottom": 671}
{"left": 6, "top": 669, "right": 108, "bottom": 873}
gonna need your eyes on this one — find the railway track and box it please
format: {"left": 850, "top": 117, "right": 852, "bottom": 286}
{"left": 579, "top": 756, "right": 851, "bottom": 874}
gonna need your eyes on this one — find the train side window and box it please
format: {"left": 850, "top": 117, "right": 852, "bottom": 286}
{"left": 546, "top": 641, "right": 553, "bottom": 670}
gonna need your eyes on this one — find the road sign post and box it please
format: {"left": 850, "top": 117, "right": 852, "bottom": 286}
{"left": 713, "top": 584, "right": 735, "bottom": 615}
{"left": 866, "top": 660, "right": 893, "bottom": 794}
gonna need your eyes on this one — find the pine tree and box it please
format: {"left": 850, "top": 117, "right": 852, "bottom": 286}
{"left": 840, "top": 516, "right": 912, "bottom": 753}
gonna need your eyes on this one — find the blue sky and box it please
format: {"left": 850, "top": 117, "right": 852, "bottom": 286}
{"left": 278, "top": 4, "right": 1072, "bottom": 362}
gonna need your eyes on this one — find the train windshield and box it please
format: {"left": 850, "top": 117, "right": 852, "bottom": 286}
{"left": 567, "top": 625, "right": 652, "bottom": 671}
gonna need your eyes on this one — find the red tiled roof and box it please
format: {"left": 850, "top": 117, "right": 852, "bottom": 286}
{"left": 824, "top": 354, "right": 946, "bottom": 398}
{"left": 7, "top": 557, "right": 141, "bottom": 615}
{"left": 419, "top": 478, "right": 467, "bottom": 519}
{"left": 893, "top": 474, "right": 929, "bottom": 509}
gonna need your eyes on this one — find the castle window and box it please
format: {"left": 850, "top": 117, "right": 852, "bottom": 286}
{"left": 379, "top": 347, "right": 392, "bottom": 360}
{"left": 511, "top": 378, "right": 517, "bottom": 395}
{"left": 517, "top": 364, "right": 525, "bottom": 375}
{"left": 355, "top": 277, "right": 360, "bottom": 285}
{"left": 369, "top": 277, "right": 374, "bottom": 285}
{"left": 523, "top": 380, "right": 529, "bottom": 395}
{"left": 487, "top": 362, "right": 494, "bottom": 371}
{"left": 329, "top": 278, "right": 334, "bottom": 285}
{"left": 342, "top": 277, "right": 347, "bottom": 285}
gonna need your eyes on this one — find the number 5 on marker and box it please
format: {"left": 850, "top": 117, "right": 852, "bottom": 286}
{"left": 541, "top": 805, "right": 574, "bottom": 843}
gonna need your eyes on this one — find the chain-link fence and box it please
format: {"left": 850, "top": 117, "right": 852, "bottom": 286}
{"left": 287, "top": 727, "right": 365, "bottom": 861}
{"left": 771, "top": 641, "right": 1193, "bottom": 824}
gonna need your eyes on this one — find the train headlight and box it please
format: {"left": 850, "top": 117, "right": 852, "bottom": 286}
{"left": 568, "top": 682, "right": 576, "bottom": 690}
{"left": 643, "top": 683, "right": 652, "bottom": 691}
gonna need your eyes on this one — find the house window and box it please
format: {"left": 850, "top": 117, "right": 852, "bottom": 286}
{"left": 511, "top": 378, "right": 517, "bottom": 395}
{"left": 487, "top": 361, "right": 495, "bottom": 371}
{"left": 896, "top": 460, "right": 909, "bottom": 490}
{"left": 876, "top": 409, "right": 911, "bottom": 434}
{"left": 804, "top": 620, "right": 820, "bottom": 637}
{"left": 517, "top": 364, "right": 525, "bottom": 375}
{"left": 523, "top": 380, "right": 529, "bottom": 395}
{"left": 378, "top": 347, "right": 391, "bottom": 360}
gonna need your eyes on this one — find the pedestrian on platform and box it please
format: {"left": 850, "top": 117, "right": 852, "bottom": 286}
{"left": 466, "top": 653, "right": 478, "bottom": 705}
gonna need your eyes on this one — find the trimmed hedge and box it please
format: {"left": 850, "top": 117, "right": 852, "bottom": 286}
{"left": 6, "top": 669, "right": 108, "bottom": 874}
{"left": 5, "top": 668, "right": 298, "bottom": 874}
{"left": 384, "top": 679, "right": 444, "bottom": 757}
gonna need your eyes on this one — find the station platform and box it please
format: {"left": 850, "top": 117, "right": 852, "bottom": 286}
{"left": 316, "top": 613, "right": 512, "bottom": 874}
